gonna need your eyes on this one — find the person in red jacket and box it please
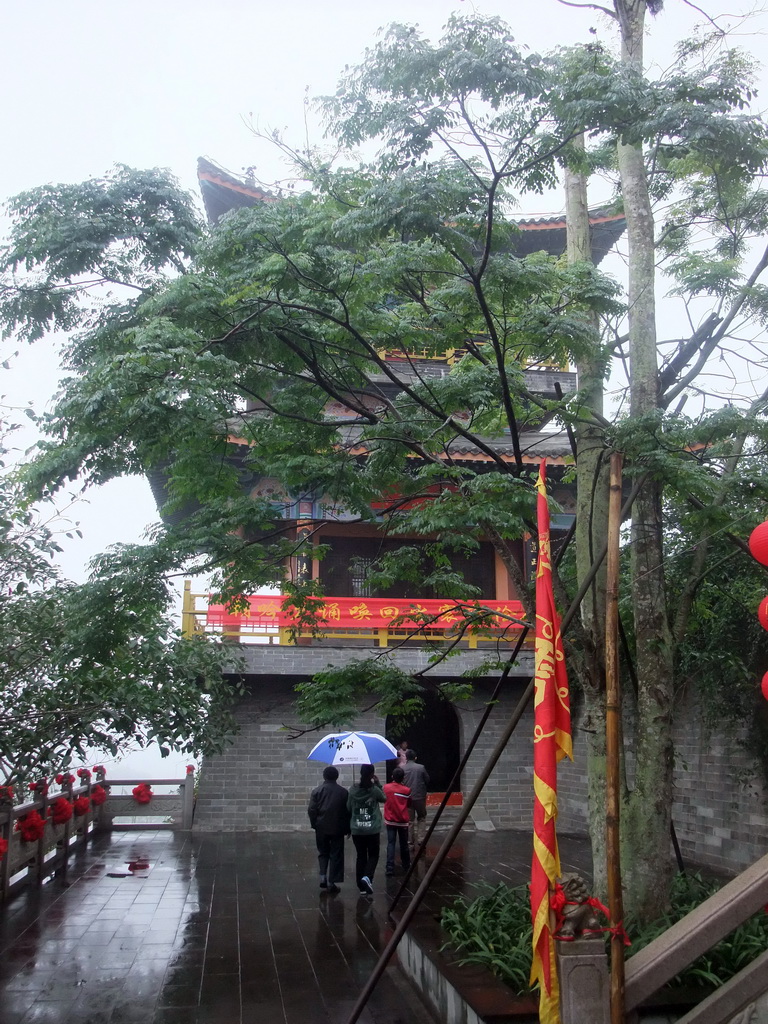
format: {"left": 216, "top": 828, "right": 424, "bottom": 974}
{"left": 383, "top": 767, "right": 411, "bottom": 876}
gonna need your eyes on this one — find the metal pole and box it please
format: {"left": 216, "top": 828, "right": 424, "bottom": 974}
{"left": 605, "top": 452, "right": 625, "bottom": 1024}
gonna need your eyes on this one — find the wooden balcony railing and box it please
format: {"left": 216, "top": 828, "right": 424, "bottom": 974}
{"left": 182, "top": 583, "right": 530, "bottom": 649}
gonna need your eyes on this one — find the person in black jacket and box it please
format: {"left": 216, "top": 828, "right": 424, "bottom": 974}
{"left": 308, "top": 766, "right": 351, "bottom": 894}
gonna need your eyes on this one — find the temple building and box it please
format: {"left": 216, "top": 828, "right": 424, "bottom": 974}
{"left": 167, "top": 159, "right": 626, "bottom": 832}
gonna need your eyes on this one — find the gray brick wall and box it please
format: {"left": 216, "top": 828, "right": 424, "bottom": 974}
{"left": 194, "top": 664, "right": 768, "bottom": 877}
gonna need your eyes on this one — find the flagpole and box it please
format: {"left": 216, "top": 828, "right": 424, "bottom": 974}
{"left": 605, "top": 451, "right": 625, "bottom": 1024}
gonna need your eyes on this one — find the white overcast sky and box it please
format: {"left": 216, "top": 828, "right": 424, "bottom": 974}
{"left": 0, "top": 0, "right": 765, "bottom": 585}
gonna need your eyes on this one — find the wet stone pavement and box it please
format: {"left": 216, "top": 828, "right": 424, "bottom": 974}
{"left": 0, "top": 828, "right": 591, "bottom": 1024}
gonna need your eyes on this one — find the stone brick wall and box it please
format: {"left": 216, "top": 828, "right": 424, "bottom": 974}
{"left": 193, "top": 678, "right": 388, "bottom": 832}
{"left": 194, "top": 669, "right": 768, "bottom": 877}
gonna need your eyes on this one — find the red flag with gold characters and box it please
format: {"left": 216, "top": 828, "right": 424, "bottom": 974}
{"left": 530, "top": 459, "right": 573, "bottom": 1024}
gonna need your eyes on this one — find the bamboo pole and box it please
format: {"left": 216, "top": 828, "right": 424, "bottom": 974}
{"left": 605, "top": 452, "right": 625, "bottom": 1024}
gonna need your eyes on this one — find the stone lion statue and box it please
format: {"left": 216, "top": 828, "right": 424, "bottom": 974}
{"left": 554, "top": 873, "right": 605, "bottom": 940}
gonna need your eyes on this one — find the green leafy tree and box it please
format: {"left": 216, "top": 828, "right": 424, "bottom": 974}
{"left": 1, "top": 13, "right": 768, "bottom": 921}
{"left": 0, "top": 421, "right": 242, "bottom": 785}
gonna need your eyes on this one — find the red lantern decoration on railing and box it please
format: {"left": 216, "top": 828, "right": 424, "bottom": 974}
{"left": 759, "top": 597, "right": 768, "bottom": 632}
{"left": 132, "top": 783, "right": 153, "bottom": 805}
{"left": 762, "top": 672, "right": 768, "bottom": 702}
{"left": 90, "top": 784, "right": 108, "bottom": 806}
{"left": 49, "top": 797, "right": 74, "bottom": 825}
{"left": 16, "top": 810, "right": 46, "bottom": 842}
{"left": 73, "top": 796, "right": 91, "bottom": 816}
{"left": 0, "top": 837, "right": 7, "bottom": 860}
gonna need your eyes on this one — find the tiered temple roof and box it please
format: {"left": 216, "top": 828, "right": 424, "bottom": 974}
{"left": 197, "top": 156, "right": 625, "bottom": 265}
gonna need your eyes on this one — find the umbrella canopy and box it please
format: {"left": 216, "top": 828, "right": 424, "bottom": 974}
{"left": 307, "top": 731, "right": 398, "bottom": 766}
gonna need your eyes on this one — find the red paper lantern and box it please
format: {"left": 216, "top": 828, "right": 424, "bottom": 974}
{"left": 759, "top": 597, "right": 768, "bottom": 631}
{"left": 762, "top": 672, "right": 768, "bottom": 702}
{"left": 749, "top": 522, "right": 768, "bottom": 565}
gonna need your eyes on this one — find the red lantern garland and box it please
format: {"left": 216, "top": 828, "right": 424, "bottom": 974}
{"left": 93, "top": 765, "right": 105, "bottom": 775}
{"left": 73, "top": 796, "right": 91, "bottom": 816}
{"left": 754, "top": 520, "right": 768, "bottom": 702}
{"left": 0, "top": 785, "right": 15, "bottom": 803}
{"left": 76, "top": 768, "right": 92, "bottom": 781}
{"left": 16, "top": 810, "right": 46, "bottom": 842}
{"left": 749, "top": 522, "right": 768, "bottom": 566}
{"left": 55, "top": 773, "right": 75, "bottom": 787}
{"left": 90, "top": 784, "right": 108, "bottom": 806}
{"left": 49, "top": 797, "right": 74, "bottom": 825}
{"left": 0, "top": 837, "right": 7, "bottom": 860}
{"left": 132, "top": 783, "right": 153, "bottom": 805}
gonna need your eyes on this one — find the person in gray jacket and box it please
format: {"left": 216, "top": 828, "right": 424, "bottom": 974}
{"left": 402, "top": 749, "right": 429, "bottom": 849}
{"left": 308, "top": 766, "right": 350, "bottom": 894}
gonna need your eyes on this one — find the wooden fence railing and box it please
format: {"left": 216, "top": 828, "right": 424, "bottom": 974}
{"left": 0, "top": 770, "right": 195, "bottom": 903}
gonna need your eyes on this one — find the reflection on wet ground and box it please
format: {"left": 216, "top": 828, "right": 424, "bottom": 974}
{"left": 0, "top": 828, "right": 591, "bottom": 1023}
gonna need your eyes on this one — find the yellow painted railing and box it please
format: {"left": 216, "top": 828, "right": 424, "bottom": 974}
{"left": 182, "top": 583, "right": 531, "bottom": 649}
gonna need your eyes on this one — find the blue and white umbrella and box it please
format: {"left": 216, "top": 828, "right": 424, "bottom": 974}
{"left": 307, "top": 731, "right": 398, "bottom": 766}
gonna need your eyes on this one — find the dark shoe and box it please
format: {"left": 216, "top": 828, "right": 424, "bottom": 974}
{"left": 360, "top": 876, "right": 373, "bottom": 894}
{"left": 319, "top": 878, "right": 328, "bottom": 889}
{"left": 328, "top": 884, "right": 341, "bottom": 894}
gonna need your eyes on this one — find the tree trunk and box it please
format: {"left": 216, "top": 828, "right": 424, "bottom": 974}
{"left": 614, "top": 0, "right": 675, "bottom": 923}
{"left": 565, "top": 149, "right": 612, "bottom": 899}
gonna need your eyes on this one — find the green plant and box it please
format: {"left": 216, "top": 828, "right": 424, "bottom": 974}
{"left": 627, "top": 872, "right": 768, "bottom": 990}
{"left": 440, "top": 873, "right": 768, "bottom": 995}
{"left": 440, "top": 882, "right": 533, "bottom": 994}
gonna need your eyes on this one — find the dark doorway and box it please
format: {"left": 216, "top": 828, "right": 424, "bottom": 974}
{"left": 386, "top": 693, "right": 461, "bottom": 793}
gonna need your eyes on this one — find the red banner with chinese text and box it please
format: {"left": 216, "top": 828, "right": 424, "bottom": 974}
{"left": 530, "top": 460, "right": 572, "bottom": 1024}
{"left": 206, "top": 595, "right": 526, "bottom": 632}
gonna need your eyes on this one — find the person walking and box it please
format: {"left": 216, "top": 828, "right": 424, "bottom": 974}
{"left": 395, "top": 740, "right": 409, "bottom": 769}
{"left": 308, "top": 766, "right": 350, "bottom": 894}
{"left": 402, "top": 749, "right": 429, "bottom": 849}
{"left": 383, "top": 767, "right": 411, "bottom": 876}
{"left": 347, "top": 764, "right": 385, "bottom": 895}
